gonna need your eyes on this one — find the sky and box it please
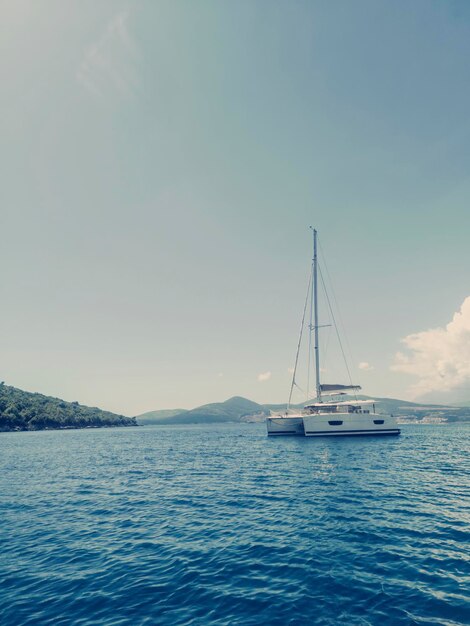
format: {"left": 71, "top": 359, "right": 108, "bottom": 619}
{"left": 2, "top": 0, "right": 470, "bottom": 415}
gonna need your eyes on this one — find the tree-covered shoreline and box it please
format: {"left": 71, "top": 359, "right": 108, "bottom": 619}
{"left": 0, "top": 383, "right": 136, "bottom": 432}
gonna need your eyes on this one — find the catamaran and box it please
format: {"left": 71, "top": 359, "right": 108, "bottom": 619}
{"left": 266, "top": 228, "right": 400, "bottom": 437}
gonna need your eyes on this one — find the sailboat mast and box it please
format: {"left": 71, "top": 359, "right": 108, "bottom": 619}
{"left": 306, "top": 234, "right": 314, "bottom": 403}
{"left": 313, "top": 228, "right": 321, "bottom": 401}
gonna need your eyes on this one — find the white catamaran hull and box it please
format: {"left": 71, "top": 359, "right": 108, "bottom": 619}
{"left": 302, "top": 412, "right": 400, "bottom": 437}
{"left": 266, "top": 417, "right": 305, "bottom": 436}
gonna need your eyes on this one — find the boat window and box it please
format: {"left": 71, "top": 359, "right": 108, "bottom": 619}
{"left": 307, "top": 405, "right": 337, "bottom": 413}
{"left": 373, "top": 419, "right": 384, "bottom": 425}
{"left": 328, "top": 420, "right": 343, "bottom": 426}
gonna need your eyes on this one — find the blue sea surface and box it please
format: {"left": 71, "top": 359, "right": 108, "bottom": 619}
{"left": 1, "top": 423, "right": 469, "bottom": 626}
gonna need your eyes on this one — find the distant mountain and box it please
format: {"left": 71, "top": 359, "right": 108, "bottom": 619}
{"left": 137, "top": 408, "right": 188, "bottom": 424}
{"left": 138, "top": 394, "right": 470, "bottom": 425}
{"left": 137, "top": 396, "right": 269, "bottom": 425}
{"left": 265, "top": 395, "right": 448, "bottom": 415}
{"left": 333, "top": 395, "right": 452, "bottom": 416}
{"left": 0, "top": 383, "right": 136, "bottom": 432}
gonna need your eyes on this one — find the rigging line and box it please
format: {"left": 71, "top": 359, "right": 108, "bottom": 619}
{"left": 318, "top": 239, "right": 358, "bottom": 390}
{"left": 321, "top": 314, "right": 333, "bottom": 378}
{"left": 288, "top": 381, "right": 307, "bottom": 410}
{"left": 294, "top": 381, "right": 306, "bottom": 395}
{"left": 288, "top": 268, "right": 312, "bottom": 411}
{"left": 318, "top": 239, "right": 355, "bottom": 366}
{"left": 316, "top": 249, "right": 335, "bottom": 393}
{"left": 318, "top": 264, "right": 356, "bottom": 392}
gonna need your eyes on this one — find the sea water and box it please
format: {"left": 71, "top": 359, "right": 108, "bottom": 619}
{"left": 1, "top": 423, "right": 469, "bottom": 625}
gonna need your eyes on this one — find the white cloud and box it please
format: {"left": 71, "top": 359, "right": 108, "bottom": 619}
{"left": 359, "top": 362, "right": 374, "bottom": 371}
{"left": 392, "top": 296, "right": 470, "bottom": 397}
{"left": 77, "top": 11, "right": 139, "bottom": 99}
{"left": 217, "top": 372, "right": 224, "bottom": 378}
{"left": 257, "top": 371, "right": 272, "bottom": 382}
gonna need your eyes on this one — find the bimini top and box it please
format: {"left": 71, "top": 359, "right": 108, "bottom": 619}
{"left": 319, "top": 384, "right": 362, "bottom": 393}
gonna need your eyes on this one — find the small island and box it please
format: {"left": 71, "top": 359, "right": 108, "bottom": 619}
{"left": 0, "top": 382, "right": 136, "bottom": 432}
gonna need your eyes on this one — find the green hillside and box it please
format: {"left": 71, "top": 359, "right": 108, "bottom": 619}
{"left": 138, "top": 396, "right": 269, "bottom": 425}
{"left": 0, "top": 383, "right": 136, "bottom": 432}
{"left": 137, "top": 408, "right": 188, "bottom": 424}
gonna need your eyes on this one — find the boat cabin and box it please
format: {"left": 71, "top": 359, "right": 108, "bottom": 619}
{"left": 303, "top": 400, "right": 377, "bottom": 415}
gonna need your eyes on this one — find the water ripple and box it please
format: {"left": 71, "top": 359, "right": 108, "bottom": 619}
{"left": 1, "top": 423, "right": 469, "bottom": 625}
